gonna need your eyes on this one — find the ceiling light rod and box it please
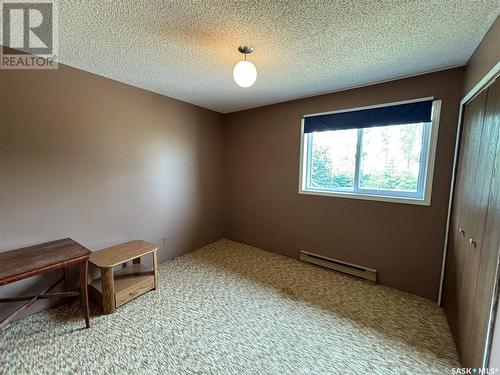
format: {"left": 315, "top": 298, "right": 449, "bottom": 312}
{"left": 238, "top": 46, "right": 254, "bottom": 61}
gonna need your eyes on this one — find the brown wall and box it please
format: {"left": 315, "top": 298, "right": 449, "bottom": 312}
{"left": 463, "top": 15, "right": 500, "bottom": 95}
{"left": 0, "top": 63, "right": 224, "bottom": 316}
{"left": 224, "top": 68, "right": 465, "bottom": 300}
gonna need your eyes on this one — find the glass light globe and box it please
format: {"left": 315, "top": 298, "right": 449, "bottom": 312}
{"left": 233, "top": 60, "right": 257, "bottom": 88}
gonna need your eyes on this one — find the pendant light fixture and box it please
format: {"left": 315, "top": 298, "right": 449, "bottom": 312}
{"left": 233, "top": 46, "right": 257, "bottom": 88}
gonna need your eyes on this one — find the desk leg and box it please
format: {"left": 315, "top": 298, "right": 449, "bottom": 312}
{"left": 101, "top": 267, "right": 115, "bottom": 314}
{"left": 152, "top": 250, "right": 158, "bottom": 290}
{"left": 79, "top": 260, "right": 90, "bottom": 328}
{"left": 63, "top": 267, "right": 70, "bottom": 291}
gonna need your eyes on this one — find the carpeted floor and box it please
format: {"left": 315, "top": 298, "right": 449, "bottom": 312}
{"left": 0, "top": 239, "right": 459, "bottom": 374}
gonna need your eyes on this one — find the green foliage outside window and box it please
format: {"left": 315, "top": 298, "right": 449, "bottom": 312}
{"left": 310, "top": 146, "right": 353, "bottom": 188}
{"left": 310, "top": 145, "right": 418, "bottom": 191}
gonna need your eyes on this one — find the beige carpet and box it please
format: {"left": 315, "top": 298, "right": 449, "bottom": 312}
{"left": 0, "top": 239, "right": 459, "bottom": 374}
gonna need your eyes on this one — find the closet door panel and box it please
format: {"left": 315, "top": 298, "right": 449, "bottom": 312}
{"left": 446, "top": 89, "right": 488, "bottom": 354}
{"left": 461, "top": 83, "right": 499, "bottom": 366}
{"left": 470, "top": 79, "right": 500, "bottom": 367}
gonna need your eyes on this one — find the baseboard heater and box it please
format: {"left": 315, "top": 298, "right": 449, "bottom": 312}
{"left": 299, "top": 250, "right": 377, "bottom": 283}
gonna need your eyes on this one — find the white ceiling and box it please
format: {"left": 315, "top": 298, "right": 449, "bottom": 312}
{"left": 58, "top": 1, "right": 499, "bottom": 113}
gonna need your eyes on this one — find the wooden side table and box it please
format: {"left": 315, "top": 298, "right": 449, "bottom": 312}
{"left": 0, "top": 238, "right": 91, "bottom": 329}
{"left": 88, "top": 240, "right": 158, "bottom": 314}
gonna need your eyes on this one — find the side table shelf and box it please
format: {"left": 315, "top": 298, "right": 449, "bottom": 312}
{"left": 89, "top": 240, "right": 158, "bottom": 314}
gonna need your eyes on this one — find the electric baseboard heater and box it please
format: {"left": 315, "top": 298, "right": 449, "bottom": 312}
{"left": 299, "top": 250, "right": 377, "bottom": 283}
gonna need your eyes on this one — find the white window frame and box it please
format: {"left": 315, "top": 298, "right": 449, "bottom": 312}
{"left": 298, "top": 97, "right": 441, "bottom": 206}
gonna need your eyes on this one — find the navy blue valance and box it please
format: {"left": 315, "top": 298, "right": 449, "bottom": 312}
{"left": 303, "top": 100, "right": 433, "bottom": 133}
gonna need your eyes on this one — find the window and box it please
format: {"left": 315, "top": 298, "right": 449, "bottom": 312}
{"left": 299, "top": 98, "right": 441, "bottom": 205}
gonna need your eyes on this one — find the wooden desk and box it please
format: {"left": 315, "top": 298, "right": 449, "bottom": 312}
{"left": 89, "top": 240, "right": 158, "bottom": 314}
{"left": 0, "top": 238, "right": 91, "bottom": 329}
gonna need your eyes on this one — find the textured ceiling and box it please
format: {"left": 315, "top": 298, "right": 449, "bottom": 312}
{"left": 58, "top": 0, "right": 499, "bottom": 113}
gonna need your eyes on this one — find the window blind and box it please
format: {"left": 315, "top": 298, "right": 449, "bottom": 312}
{"left": 303, "top": 100, "right": 433, "bottom": 134}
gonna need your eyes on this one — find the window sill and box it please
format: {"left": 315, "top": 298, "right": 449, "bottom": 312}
{"left": 298, "top": 188, "right": 431, "bottom": 206}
